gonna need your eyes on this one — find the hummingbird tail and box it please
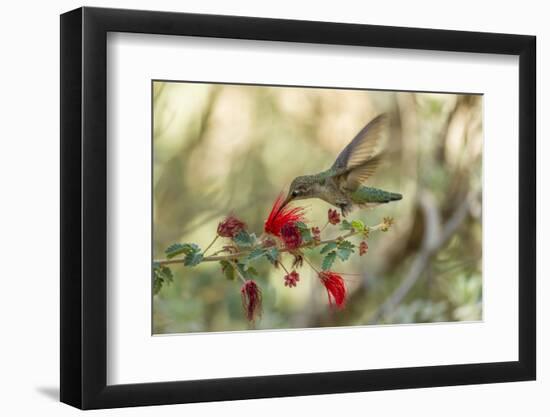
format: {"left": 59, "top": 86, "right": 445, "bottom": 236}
{"left": 351, "top": 186, "right": 403, "bottom": 206}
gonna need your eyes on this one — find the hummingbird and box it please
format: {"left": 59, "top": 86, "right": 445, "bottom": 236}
{"left": 280, "top": 114, "right": 402, "bottom": 216}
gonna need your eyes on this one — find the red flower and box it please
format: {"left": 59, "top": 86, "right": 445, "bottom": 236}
{"left": 217, "top": 215, "right": 246, "bottom": 238}
{"left": 319, "top": 271, "right": 347, "bottom": 308}
{"left": 264, "top": 193, "right": 306, "bottom": 236}
{"left": 281, "top": 222, "right": 302, "bottom": 249}
{"left": 311, "top": 226, "right": 321, "bottom": 244}
{"left": 359, "top": 241, "right": 368, "bottom": 256}
{"left": 328, "top": 209, "right": 341, "bottom": 225}
{"left": 284, "top": 271, "right": 300, "bottom": 288}
{"left": 240, "top": 280, "right": 262, "bottom": 321}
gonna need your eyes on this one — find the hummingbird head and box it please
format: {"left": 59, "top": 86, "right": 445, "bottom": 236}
{"left": 280, "top": 175, "right": 317, "bottom": 211}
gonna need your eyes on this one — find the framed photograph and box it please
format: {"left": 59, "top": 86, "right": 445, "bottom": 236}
{"left": 60, "top": 6, "right": 536, "bottom": 409}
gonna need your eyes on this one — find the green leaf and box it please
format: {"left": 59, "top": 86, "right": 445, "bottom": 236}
{"left": 183, "top": 251, "right": 203, "bottom": 267}
{"left": 295, "top": 221, "right": 308, "bottom": 230}
{"left": 351, "top": 220, "right": 365, "bottom": 233}
{"left": 340, "top": 240, "right": 355, "bottom": 248}
{"left": 241, "top": 247, "right": 265, "bottom": 269}
{"left": 164, "top": 242, "right": 203, "bottom": 265}
{"left": 264, "top": 247, "right": 280, "bottom": 264}
{"left": 322, "top": 251, "right": 337, "bottom": 270}
{"left": 165, "top": 243, "right": 187, "bottom": 259}
{"left": 153, "top": 277, "right": 162, "bottom": 295}
{"left": 235, "top": 262, "right": 249, "bottom": 279}
{"left": 336, "top": 240, "right": 355, "bottom": 261}
{"left": 293, "top": 222, "right": 312, "bottom": 243}
{"left": 153, "top": 265, "right": 173, "bottom": 294}
{"left": 164, "top": 243, "right": 200, "bottom": 259}
{"left": 340, "top": 219, "right": 353, "bottom": 231}
{"left": 247, "top": 248, "right": 266, "bottom": 262}
{"left": 300, "top": 229, "right": 313, "bottom": 243}
{"left": 247, "top": 266, "right": 259, "bottom": 276}
{"left": 161, "top": 266, "right": 173, "bottom": 283}
{"left": 233, "top": 230, "right": 256, "bottom": 248}
{"left": 220, "top": 260, "right": 235, "bottom": 281}
{"left": 320, "top": 242, "right": 338, "bottom": 254}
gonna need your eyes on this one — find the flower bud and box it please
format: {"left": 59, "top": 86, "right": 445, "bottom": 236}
{"left": 217, "top": 215, "right": 246, "bottom": 238}
{"left": 328, "top": 209, "right": 341, "bottom": 225}
{"left": 240, "top": 280, "right": 262, "bottom": 321}
{"left": 284, "top": 271, "right": 300, "bottom": 288}
{"left": 359, "top": 241, "right": 368, "bottom": 256}
{"left": 281, "top": 222, "right": 302, "bottom": 249}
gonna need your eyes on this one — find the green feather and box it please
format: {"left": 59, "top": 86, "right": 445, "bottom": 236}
{"left": 350, "top": 186, "right": 402, "bottom": 204}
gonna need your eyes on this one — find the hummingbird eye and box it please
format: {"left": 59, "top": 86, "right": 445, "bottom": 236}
{"left": 292, "top": 190, "right": 299, "bottom": 197}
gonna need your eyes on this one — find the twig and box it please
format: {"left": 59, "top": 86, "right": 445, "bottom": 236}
{"left": 229, "top": 261, "right": 247, "bottom": 284}
{"left": 154, "top": 223, "right": 386, "bottom": 266}
{"left": 202, "top": 235, "right": 219, "bottom": 256}
{"left": 367, "top": 190, "right": 476, "bottom": 325}
{"left": 302, "top": 256, "right": 321, "bottom": 274}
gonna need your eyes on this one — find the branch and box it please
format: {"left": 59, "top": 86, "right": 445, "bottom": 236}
{"left": 367, "top": 190, "right": 476, "bottom": 325}
{"left": 154, "top": 223, "right": 386, "bottom": 266}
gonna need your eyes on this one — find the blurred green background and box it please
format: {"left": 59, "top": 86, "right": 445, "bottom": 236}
{"left": 152, "top": 81, "right": 482, "bottom": 334}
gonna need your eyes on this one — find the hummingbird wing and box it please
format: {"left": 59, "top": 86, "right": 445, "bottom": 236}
{"left": 331, "top": 114, "right": 386, "bottom": 191}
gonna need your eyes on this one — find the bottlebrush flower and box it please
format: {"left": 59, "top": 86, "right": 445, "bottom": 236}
{"left": 264, "top": 193, "right": 306, "bottom": 236}
{"left": 328, "top": 209, "right": 341, "bottom": 225}
{"left": 240, "top": 280, "right": 262, "bottom": 321}
{"left": 281, "top": 222, "right": 302, "bottom": 249}
{"left": 359, "top": 241, "right": 368, "bottom": 256}
{"left": 284, "top": 271, "right": 300, "bottom": 288}
{"left": 318, "top": 271, "right": 347, "bottom": 308}
{"left": 217, "top": 215, "right": 246, "bottom": 238}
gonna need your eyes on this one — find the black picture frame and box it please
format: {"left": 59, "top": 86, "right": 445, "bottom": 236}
{"left": 60, "top": 6, "right": 536, "bottom": 410}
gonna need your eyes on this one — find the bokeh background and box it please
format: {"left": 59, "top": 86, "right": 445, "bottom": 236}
{"left": 152, "top": 81, "right": 482, "bottom": 334}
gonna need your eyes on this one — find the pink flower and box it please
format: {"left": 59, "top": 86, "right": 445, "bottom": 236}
{"left": 284, "top": 271, "right": 300, "bottom": 288}
{"left": 217, "top": 215, "right": 246, "bottom": 238}
{"left": 311, "top": 226, "right": 321, "bottom": 244}
{"left": 318, "top": 271, "right": 347, "bottom": 308}
{"left": 359, "top": 241, "right": 368, "bottom": 256}
{"left": 328, "top": 209, "right": 341, "bottom": 225}
{"left": 281, "top": 222, "right": 302, "bottom": 249}
{"left": 240, "top": 280, "right": 262, "bottom": 321}
{"left": 264, "top": 194, "right": 306, "bottom": 236}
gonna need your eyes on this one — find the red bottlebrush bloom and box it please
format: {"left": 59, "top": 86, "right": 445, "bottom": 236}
{"left": 264, "top": 193, "right": 306, "bottom": 236}
{"left": 217, "top": 215, "right": 246, "bottom": 238}
{"left": 284, "top": 271, "right": 300, "bottom": 288}
{"left": 359, "top": 241, "right": 368, "bottom": 256}
{"left": 311, "top": 226, "right": 321, "bottom": 244}
{"left": 328, "top": 208, "right": 341, "bottom": 225}
{"left": 281, "top": 222, "right": 302, "bottom": 249}
{"left": 240, "top": 280, "right": 262, "bottom": 321}
{"left": 319, "top": 271, "right": 347, "bottom": 308}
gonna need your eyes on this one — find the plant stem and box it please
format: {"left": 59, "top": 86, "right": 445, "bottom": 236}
{"left": 279, "top": 262, "right": 290, "bottom": 275}
{"left": 302, "top": 256, "right": 320, "bottom": 274}
{"left": 154, "top": 222, "right": 386, "bottom": 266}
{"left": 202, "top": 235, "right": 219, "bottom": 256}
{"left": 229, "top": 261, "right": 247, "bottom": 284}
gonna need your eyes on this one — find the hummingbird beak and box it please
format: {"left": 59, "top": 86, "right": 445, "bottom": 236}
{"left": 276, "top": 194, "right": 293, "bottom": 216}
